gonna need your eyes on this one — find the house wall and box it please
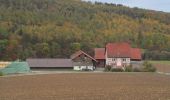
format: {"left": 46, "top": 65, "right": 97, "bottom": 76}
{"left": 73, "top": 66, "right": 94, "bottom": 71}
{"left": 105, "top": 50, "right": 131, "bottom": 68}
{"left": 96, "top": 59, "right": 105, "bottom": 67}
{"left": 106, "top": 58, "right": 130, "bottom": 67}
{"left": 72, "top": 54, "right": 95, "bottom": 70}
{"left": 72, "top": 54, "right": 93, "bottom": 65}
{"left": 106, "top": 57, "right": 130, "bottom": 68}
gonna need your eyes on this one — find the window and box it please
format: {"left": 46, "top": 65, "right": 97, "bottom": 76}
{"left": 108, "top": 58, "right": 112, "bottom": 61}
{"left": 123, "top": 58, "right": 126, "bottom": 62}
{"left": 84, "top": 55, "right": 87, "bottom": 60}
{"left": 127, "top": 58, "right": 130, "bottom": 62}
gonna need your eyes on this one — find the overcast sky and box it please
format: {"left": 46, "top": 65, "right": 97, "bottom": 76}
{"left": 83, "top": 0, "right": 170, "bottom": 12}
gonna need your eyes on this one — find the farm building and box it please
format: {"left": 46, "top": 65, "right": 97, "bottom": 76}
{"left": 26, "top": 43, "right": 141, "bottom": 71}
{"left": 27, "top": 59, "right": 73, "bottom": 70}
{"left": 27, "top": 51, "right": 97, "bottom": 71}
{"left": 94, "top": 42, "right": 142, "bottom": 68}
{"left": 94, "top": 48, "right": 105, "bottom": 67}
{"left": 71, "top": 50, "right": 97, "bottom": 71}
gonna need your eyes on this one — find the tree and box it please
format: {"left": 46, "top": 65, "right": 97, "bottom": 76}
{"left": 0, "top": 0, "right": 170, "bottom": 60}
{"left": 35, "top": 42, "right": 50, "bottom": 58}
{"left": 70, "top": 42, "right": 81, "bottom": 53}
{"left": 50, "top": 42, "right": 61, "bottom": 58}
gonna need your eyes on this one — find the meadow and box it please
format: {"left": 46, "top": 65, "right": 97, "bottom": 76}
{"left": 149, "top": 61, "right": 170, "bottom": 73}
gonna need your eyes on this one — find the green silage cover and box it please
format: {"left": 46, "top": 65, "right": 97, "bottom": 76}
{"left": 0, "top": 62, "right": 30, "bottom": 75}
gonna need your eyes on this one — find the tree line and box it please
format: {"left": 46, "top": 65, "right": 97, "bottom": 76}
{"left": 0, "top": 0, "right": 170, "bottom": 60}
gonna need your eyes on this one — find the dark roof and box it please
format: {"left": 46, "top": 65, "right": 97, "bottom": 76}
{"left": 70, "top": 50, "right": 97, "bottom": 62}
{"left": 94, "top": 48, "right": 105, "bottom": 60}
{"left": 26, "top": 58, "right": 73, "bottom": 68}
{"left": 106, "top": 43, "right": 131, "bottom": 58}
{"left": 131, "top": 48, "right": 142, "bottom": 60}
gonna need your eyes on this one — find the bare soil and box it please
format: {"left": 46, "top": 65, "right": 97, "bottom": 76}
{"left": 0, "top": 73, "right": 170, "bottom": 100}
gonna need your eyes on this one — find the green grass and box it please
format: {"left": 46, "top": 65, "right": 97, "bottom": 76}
{"left": 149, "top": 61, "right": 170, "bottom": 65}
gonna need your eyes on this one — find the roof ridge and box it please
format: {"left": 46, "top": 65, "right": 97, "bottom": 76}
{"left": 71, "top": 50, "right": 97, "bottom": 62}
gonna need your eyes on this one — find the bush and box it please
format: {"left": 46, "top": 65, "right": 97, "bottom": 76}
{"left": 143, "top": 61, "right": 156, "bottom": 72}
{"left": 104, "top": 65, "right": 112, "bottom": 72}
{"left": 111, "top": 68, "right": 124, "bottom": 72}
{"left": 0, "top": 71, "right": 3, "bottom": 76}
{"left": 104, "top": 65, "right": 124, "bottom": 72}
{"left": 144, "top": 50, "right": 170, "bottom": 60}
{"left": 124, "top": 65, "right": 133, "bottom": 72}
{"left": 133, "top": 68, "right": 142, "bottom": 72}
{"left": 82, "top": 68, "right": 92, "bottom": 71}
{"left": 103, "top": 62, "right": 157, "bottom": 72}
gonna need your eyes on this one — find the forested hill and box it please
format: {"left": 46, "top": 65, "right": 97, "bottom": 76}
{"left": 0, "top": 0, "right": 170, "bottom": 60}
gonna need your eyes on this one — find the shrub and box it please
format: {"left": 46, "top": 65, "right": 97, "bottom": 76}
{"left": 111, "top": 68, "right": 124, "bottom": 72}
{"left": 124, "top": 65, "right": 133, "bottom": 72}
{"left": 82, "top": 68, "right": 92, "bottom": 71}
{"left": 0, "top": 71, "right": 3, "bottom": 76}
{"left": 104, "top": 65, "right": 112, "bottom": 72}
{"left": 133, "top": 68, "right": 142, "bottom": 72}
{"left": 144, "top": 50, "right": 170, "bottom": 60}
{"left": 143, "top": 61, "right": 156, "bottom": 72}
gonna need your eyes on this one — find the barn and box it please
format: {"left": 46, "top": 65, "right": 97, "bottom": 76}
{"left": 27, "top": 58, "right": 73, "bottom": 70}
{"left": 94, "top": 48, "right": 105, "bottom": 68}
{"left": 71, "top": 50, "right": 97, "bottom": 71}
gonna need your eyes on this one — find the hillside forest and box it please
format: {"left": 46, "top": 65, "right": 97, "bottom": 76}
{"left": 0, "top": 0, "right": 170, "bottom": 60}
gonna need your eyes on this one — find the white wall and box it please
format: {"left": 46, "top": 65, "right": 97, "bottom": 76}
{"left": 105, "top": 58, "right": 131, "bottom": 67}
{"left": 73, "top": 66, "right": 94, "bottom": 71}
{"left": 73, "top": 66, "right": 80, "bottom": 70}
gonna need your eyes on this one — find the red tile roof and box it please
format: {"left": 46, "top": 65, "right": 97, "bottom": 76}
{"left": 94, "top": 48, "right": 105, "bottom": 59}
{"left": 94, "top": 42, "right": 142, "bottom": 60}
{"left": 130, "top": 48, "right": 142, "bottom": 60}
{"left": 71, "top": 50, "right": 97, "bottom": 62}
{"left": 106, "top": 43, "right": 131, "bottom": 58}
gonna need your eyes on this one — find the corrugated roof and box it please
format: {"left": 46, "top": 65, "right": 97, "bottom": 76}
{"left": 94, "top": 48, "right": 105, "bottom": 59}
{"left": 70, "top": 50, "right": 97, "bottom": 62}
{"left": 26, "top": 59, "right": 73, "bottom": 68}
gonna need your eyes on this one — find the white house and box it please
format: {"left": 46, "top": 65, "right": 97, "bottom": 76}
{"left": 95, "top": 42, "right": 142, "bottom": 68}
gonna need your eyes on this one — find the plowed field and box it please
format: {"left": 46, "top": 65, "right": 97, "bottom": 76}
{"left": 150, "top": 61, "right": 170, "bottom": 73}
{"left": 0, "top": 73, "right": 170, "bottom": 100}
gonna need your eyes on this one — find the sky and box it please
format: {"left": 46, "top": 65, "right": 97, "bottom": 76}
{"left": 83, "top": 0, "right": 170, "bottom": 13}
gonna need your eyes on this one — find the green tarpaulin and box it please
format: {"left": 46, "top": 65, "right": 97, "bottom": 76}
{"left": 0, "top": 62, "right": 30, "bottom": 75}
